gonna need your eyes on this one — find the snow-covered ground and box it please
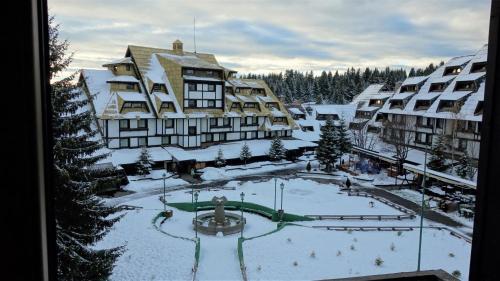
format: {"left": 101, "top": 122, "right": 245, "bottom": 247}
{"left": 99, "top": 177, "right": 471, "bottom": 280}
{"left": 244, "top": 225, "right": 470, "bottom": 280}
{"left": 200, "top": 160, "right": 306, "bottom": 181}
{"left": 125, "top": 170, "right": 189, "bottom": 193}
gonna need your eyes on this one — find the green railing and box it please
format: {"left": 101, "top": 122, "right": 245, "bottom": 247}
{"left": 167, "top": 201, "right": 314, "bottom": 222}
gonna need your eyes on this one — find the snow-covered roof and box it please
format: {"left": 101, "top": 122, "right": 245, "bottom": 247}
{"left": 390, "top": 92, "right": 415, "bottom": 100}
{"left": 106, "top": 75, "right": 139, "bottom": 83}
{"left": 402, "top": 76, "right": 428, "bottom": 86}
{"left": 102, "top": 57, "right": 133, "bottom": 66}
{"left": 227, "top": 79, "right": 252, "bottom": 88}
{"left": 454, "top": 72, "right": 485, "bottom": 82}
{"left": 257, "top": 95, "right": 275, "bottom": 103}
{"left": 270, "top": 108, "right": 287, "bottom": 117}
{"left": 225, "top": 95, "right": 239, "bottom": 102}
{"left": 117, "top": 92, "right": 148, "bottom": 102}
{"left": 288, "top": 107, "right": 304, "bottom": 115}
{"left": 158, "top": 53, "right": 223, "bottom": 70}
{"left": 445, "top": 55, "right": 473, "bottom": 67}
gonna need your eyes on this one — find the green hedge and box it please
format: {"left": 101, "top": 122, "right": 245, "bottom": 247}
{"left": 167, "top": 201, "right": 314, "bottom": 222}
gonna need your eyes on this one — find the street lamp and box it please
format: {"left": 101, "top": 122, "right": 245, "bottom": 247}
{"left": 417, "top": 139, "right": 431, "bottom": 271}
{"left": 274, "top": 178, "right": 277, "bottom": 211}
{"left": 194, "top": 191, "right": 199, "bottom": 238}
{"left": 191, "top": 184, "right": 194, "bottom": 204}
{"left": 280, "top": 182, "right": 285, "bottom": 211}
{"left": 240, "top": 192, "right": 245, "bottom": 238}
{"left": 162, "top": 173, "right": 167, "bottom": 212}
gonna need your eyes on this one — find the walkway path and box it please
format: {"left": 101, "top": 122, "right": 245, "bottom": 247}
{"left": 196, "top": 235, "right": 242, "bottom": 280}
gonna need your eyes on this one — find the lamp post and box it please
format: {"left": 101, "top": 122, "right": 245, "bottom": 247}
{"left": 274, "top": 178, "right": 277, "bottom": 211}
{"left": 280, "top": 182, "right": 285, "bottom": 210}
{"left": 240, "top": 192, "right": 245, "bottom": 238}
{"left": 194, "top": 191, "right": 199, "bottom": 238}
{"left": 162, "top": 173, "right": 167, "bottom": 212}
{"left": 417, "top": 140, "right": 431, "bottom": 271}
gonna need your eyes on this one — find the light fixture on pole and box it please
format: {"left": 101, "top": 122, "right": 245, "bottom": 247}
{"left": 417, "top": 139, "right": 431, "bottom": 271}
{"left": 274, "top": 178, "right": 277, "bottom": 211}
{"left": 162, "top": 173, "right": 167, "bottom": 212}
{"left": 280, "top": 182, "right": 285, "bottom": 210}
{"left": 240, "top": 192, "right": 245, "bottom": 238}
{"left": 194, "top": 191, "right": 199, "bottom": 238}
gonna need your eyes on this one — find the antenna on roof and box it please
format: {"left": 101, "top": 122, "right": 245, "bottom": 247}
{"left": 193, "top": 16, "right": 197, "bottom": 54}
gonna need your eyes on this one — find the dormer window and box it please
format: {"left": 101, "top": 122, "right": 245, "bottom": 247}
{"left": 126, "top": 84, "right": 134, "bottom": 90}
{"left": 235, "top": 88, "right": 241, "bottom": 93}
{"left": 121, "top": 102, "right": 149, "bottom": 112}
{"left": 429, "top": 83, "right": 446, "bottom": 92}
{"left": 185, "top": 69, "right": 194, "bottom": 75}
{"left": 160, "top": 102, "right": 173, "bottom": 110}
{"left": 414, "top": 100, "right": 432, "bottom": 111}
{"left": 437, "top": 100, "right": 462, "bottom": 113}
{"left": 273, "top": 117, "right": 287, "bottom": 124}
{"left": 243, "top": 102, "right": 258, "bottom": 108}
{"left": 126, "top": 65, "right": 131, "bottom": 71}
{"left": 206, "top": 70, "right": 213, "bottom": 76}
{"left": 265, "top": 102, "right": 279, "bottom": 110}
{"left": 454, "top": 81, "right": 476, "bottom": 91}
{"left": 231, "top": 102, "right": 241, "bottom": 110}
{"left": 226, "top": 87, "right": 234, "bottom": 95}
{"left": 400, "top": 85, "right": 417, "bottom": 93}
{"left": 251, "top": 89, "right": 265, "bottom": 95}
{"left": 470, "top": 62, "right": 487, "bottom": 73}
{"left": 368, "top": 99, "right": 384, "bottom": 107}
{"left": 389, "top": 100, "right": 405, "bottom": 109}
{"left": 444, "top": 66, "right": 462, "bottom": 76}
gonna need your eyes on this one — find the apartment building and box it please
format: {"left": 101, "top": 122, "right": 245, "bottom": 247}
{"left": 79, "top": 40, "right": 296, "bottom": 149}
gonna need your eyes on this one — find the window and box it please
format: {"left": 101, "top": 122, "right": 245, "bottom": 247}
{"left": 244, "top": 103, "right": 256, "bottom": 108}
{"left": 207, "top": 84, "right": 215, "bottom": 91}
{"left": 454, "top": 81, "right": 476, "bottom": 91}
{"left": 188, "top": 126, "right": 196, "bottom": 135}
{"left": 210, "top": 118, "right": 217, "bottom": 127}
{"left": 205, "top": 133, "right": 213, "bottom": 142}
{"left": 119, "top": 138, "right": 129, "bottom": 148}
{"left": 187, "top": 100, "right": 196, "bottom": 108}
{"left": 185, "top": 69, "right": 194, "bottom": 75}
{"left": 207, "top": 100, "right": 215, "bottom": 108}
{"left": 231, "top": 102, "right": 240, "bottom": 109}
{"left": 165, "top": 119, "right": 174, "bottom": 128}
{"left": 266, "top": 102, "right": 279, "bottom": 109}
{"left": 121, "top": 102, "right": 148, "bottom": 112}
{"left": 160, "top": 102, "right": 171, "bottom": 110}
{"left": 119, "top": 119, "right": 129, "bottom": 129}
{"left": 137, "top": 119, "right": 147, "bottom": 129}
{"left": 240, "top": 132, "right": 247, "bottom": 139}
{"left": 400, "top": 85, "right": 417, "bottom": 93}
{"left": 429, "top": 83, "right": 446, "bottom": 92}
{"left": 444, "top": 66, "right": 462, "bottom": 75}
{"left": 206, "top": 70, "right": 213, "bottom": 76}
{"left": 161, "top": 136, "right": 170, "bottom": 145}
{"left": 153, "top": 84, "right": 161, "bottom": 92}
{"left": 219, "top": 133, "right": 226, "bottom": 141}
{"left": 470, "top": 62, "right": 487, "bottom": 73}
{"left": 126, "top": 84, "right": 134, "bottom": 90}
{"left": 436, "top": 118, "right": 444, "bottom": 129}
{"left": 188, "top": 83, "right": 196, "bottom": 91}
{"left": 223, "top": 118, "right": 230, "bottom": 126}
{"left": 235, "top": 88, "right": 240, "bottom": 93}
{"left": 138, "top": 137, "right": 147, "bottom": 147}
{"left": 126, "top": 65, "right": 131, "bottom": 71}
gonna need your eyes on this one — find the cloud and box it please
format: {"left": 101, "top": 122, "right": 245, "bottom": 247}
{"left": 48, "top": 0, "right": 491, "bottom": 75}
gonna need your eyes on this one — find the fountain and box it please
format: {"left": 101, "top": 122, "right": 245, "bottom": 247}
{"left": 193, "top": 196, "right": 246, "bottom": 236}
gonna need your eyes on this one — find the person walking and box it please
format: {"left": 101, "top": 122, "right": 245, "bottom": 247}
{"left": 345, "top": 177, "right": 352, "bottom": 189}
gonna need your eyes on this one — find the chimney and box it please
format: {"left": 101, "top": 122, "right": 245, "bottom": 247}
{"left": 173, "top": 39, "right": 183, "bottom": 54}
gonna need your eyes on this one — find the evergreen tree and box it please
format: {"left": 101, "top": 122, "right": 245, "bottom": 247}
{"left": 239, "top": 142, "right": 252, "bottom": 166}
{"left": 335, "top": 117, "right": 352, "bottom": 159}
{"left": 456, "top": 152, "right": 474, "bottom": 180}
{"left": 136, "top": 146, "right": 153, "bottom": 175}
{"left": 268, "top": 135, "right": 286, "bottom": 161}
{"left": 427, "top": 135, "right": 447, "bottom": 172}
{"left": 50, "top": 16, "right": 123, "bottom": 280}
{"left": 316, "top": 118, "right": 339, "bottom": 172}
{"left": 215, "top": 147, "right": 226, "bottom": 167}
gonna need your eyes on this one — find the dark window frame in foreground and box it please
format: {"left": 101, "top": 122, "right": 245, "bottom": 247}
{"left": 11, "top": 0, "right": 500, "bottom": 280}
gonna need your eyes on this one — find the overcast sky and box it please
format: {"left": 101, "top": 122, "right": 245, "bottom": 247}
{"left": 49, "top": 0, "right": 491, "bottom": 76}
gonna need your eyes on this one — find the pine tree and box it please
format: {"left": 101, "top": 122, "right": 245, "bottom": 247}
{"left": 456, "top": 152, "right": 473, "bottom": 180}
{"left": 316, "top": 118, "right": 339, "bottom": 172}
{"left": 136, "top": 146, "right": 153, "bottom": 175}
{"left": 427, "top": 135, "right": 447, "bottom": 172}
{"left": 268, "top": 135, "right": 286, "bottom": 161}
{"left": 50, "top": 16, "right": 123, "bottom": 280}
{"left": 335, "top": 117, "right": 352, "bottom": 159}
{"left": 215, "top": 147, "right": 226, "bottom": 167}
{"left": 240, "top": 142, "right": 252, "bottom": 166}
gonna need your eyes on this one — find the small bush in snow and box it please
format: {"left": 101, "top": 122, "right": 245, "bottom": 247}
{"left": 452, "top": 270, "right": 461, "bottom": 278}
{"left": 257, "top": 265, "right": 261, "bottom": 271}
{"left": 336, "top": 250, "right": 342, "bottom": 256}
{"left": 350, "top": 245, "right": 355, "bottom": 251}
{"left": 397, "top": 231, "right": 402, "bottom": 236}
{"left": 353, "top": 238, "right": 358, "bottom": 242}
{"left": 310, "top": 251, "right": 316, "bottom": 258}
{"left": 374, "top": 257, "right": 384, "bottom": 266}
{"left": 448, "top": 252, "right": 455, "bottom": 258}
{"left": 347, "top": 229, "right": 353, "bottom": 234}
{"left": 390, "top": 243, "right": 395, "bottom": 251}
{"left": 287, "top": 238, "right": 292, "bottom": 243}
{"left": 293, "top": 261, "right": 298, "bottom": 266}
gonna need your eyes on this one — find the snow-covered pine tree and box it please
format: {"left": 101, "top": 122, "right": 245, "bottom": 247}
{"left": 335, "top": 117, "right": 352, "bottom": 159}
{"left": 316, "top": 118, "right": 339, "bottom": 172}
{"left": 50, "top": 16, "right": 123, "bottom": 280}
{"left": 215, "top": 147, "right": 226, "bottom": 167}
{"left": 136, "top": 146, "right": 153, "bottom": 175}
{"left": 456, "top": 152, "right": 473, "bottom": 179}
{"left": 427, "top": 134, "right": 448, "bottom": 172}
{"left": 268, "top": 135, "right": 287, "bottom": 161}
{"left": 240, "top": 142, "right": 252, "bottom": 166}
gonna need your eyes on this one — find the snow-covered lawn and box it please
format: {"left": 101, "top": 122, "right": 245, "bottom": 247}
{"left": 166, "top": 178, "right": 404, "bottom": 216}
{"left": 200, "top": 160, "right": 307, "bottom": 181}
{"left": 244, "top": 225, "right": 471, "bottom": 280}
{"left": 122, "top": 171, "right": 188, "bottom": 193}
{"left": 99, "top": 177, "right": 471, "bottom": 280}
{"left": 94, "top": 196, "right": 195, "bottom": 281}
